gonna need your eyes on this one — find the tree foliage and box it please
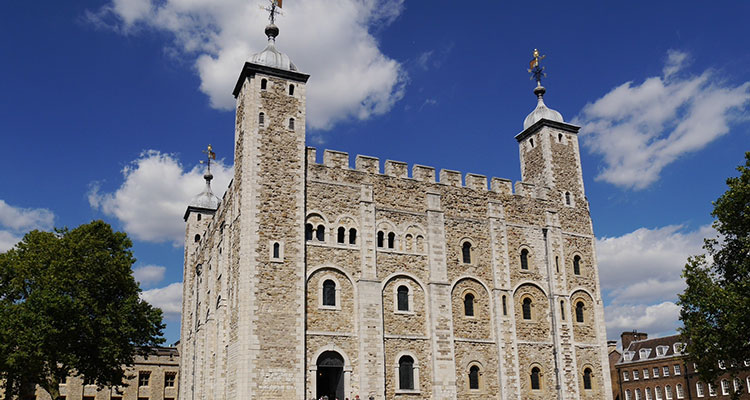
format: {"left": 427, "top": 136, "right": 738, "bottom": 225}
{"left": 0, "top": 220, "right": 164, "bottom": 399}
{"left": 679, "top": 152, "right": 750, "bottom": 398}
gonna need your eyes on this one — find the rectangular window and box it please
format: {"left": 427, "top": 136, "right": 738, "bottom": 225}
{"left": 644, "top": 368, "right": 650, "bottom": 379}
{"left": 653, "top": 367, "right": 659, "bottom": 377}
{"left": 708, "top": 382, "right": 716, "bottom": 396}
{"left": 673, "top": 364, "right": 680, "bottom": 375}
{"left": 164, "top": 372, "right": 176, "bottom": 387}
{"left": 623, "top": 371, "right": 630, "bottom": 381}
{"left": 138, "top": 371, "right": 150, "bottom": 387}
{"left": 663, "top": 366, "right": 670, "bottom": 376}
{"left": 697, "top": 382, "right": 705, "bottom": 397}
{"left": 634, "top": 370, "right": 640, "bottom": 380}
{"left": 721, "top": 380, "right": 730, "bottom": 395}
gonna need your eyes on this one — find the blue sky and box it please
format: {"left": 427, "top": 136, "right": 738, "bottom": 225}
{"left": 1, "top": 1, "right": 749, "bottom": 346}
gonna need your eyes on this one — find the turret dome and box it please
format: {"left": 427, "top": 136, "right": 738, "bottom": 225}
{"left": 249, "top": 24, "right": 298, "bottom": 71}
{"left": 523, "top": 85, "right": 564, "bottom": 130}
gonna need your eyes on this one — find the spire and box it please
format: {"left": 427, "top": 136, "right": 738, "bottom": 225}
{"left": 523, "top": 49, "right": 564, "bottom": 130}
{"left": 249, "top": 0, "right": 298, "bottom": 71}
{"left": 188, "top": 145, "right": 220, "bottom": 211}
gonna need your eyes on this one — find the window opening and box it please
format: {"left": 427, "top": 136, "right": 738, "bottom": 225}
{"left": 522, "top": 298, "right": 532, "bottom": 320}
{"left": 399, "top": 356, "right": 414, "bottom": 390}
{"left": 462, "top": 241, "right": 472, "bottom": 263}
{"left": 576, "top": 301, "right": 585, "bottom": 323}
{"left": 349, "top": 228, "right": 357, "bottom": 244}
{"left": 560, "top": 300, "right": 565, "bottom": 320}
{"left": 260, "top": 78, "right": 267, "bottom": 90}
{"left": 530, "top": 367, "right": 540, "bottom": 390}
{"left": 520, "top": 249, "right": 529, "bottom": 270}
{"left": 138, "top": 372, "right": 150, "bottom": 387}
{"left": 305, "top": 223, "right": 313, "bottom": 241}
{"left": 377, "top": 231, "right": 384, "bottom": 247}
{"left": 289, "top": 118, "right": 295, "bottom": 130}
{"left": 316, "top": 224, "right": 325, "bottom": 241}
{"left": 273, "top": 242, "right": 280, "bottom": 259}
{"left": 469, "top": 365, "right": 480, "bottom": 390}
{"left": 164, "top": 372, "right": 176, "bottom": 387}
{"left": 322, "top": 280, "right": 336, "bottom": 306}
{"left": 387, "top": 232, "right": 395, "bottom": 249}
{"left": 502, "top": 295, "right": 507, "bottom": 316}
{"left": 337, "top": 227, "right": 345, "bottom": 243}
{"left": 197, "top": 214, "right": 201, "bottom": 221}
{"left": 583, "top": 368, "right": 592, "bottom": 390}
{"left": 555, "top": 256, "right": 559, "bottom": 273}
{"left": 194, "top": 234, "right": 200, "bottom": 242}
{"left": 259, "top": 112, "right": 264, "bottom": 127}
{"left": 573, "top": 255, "right": 581, "bottom": 275}
{"left": 565, "top": 192, "right": 571, "bottom": 205}
{"left": 464, "top": 293, "right": 474, "bottom": 316}
{"left": 289, "top": 84, "right": 294, "bottom": 95}
{"left": 397, "top": 285, "right": 409, "bottom": 311}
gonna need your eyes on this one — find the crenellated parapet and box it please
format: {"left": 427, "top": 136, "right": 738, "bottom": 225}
{"left": 306, "top": 147, "right": 555, "bottom": 200}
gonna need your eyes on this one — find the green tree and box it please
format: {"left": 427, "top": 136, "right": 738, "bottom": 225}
{"left": 679, "top": 152, "right": 750, "bottom": 399}
{"left": 0, "top": 220, "right": 164, "bottom": 400}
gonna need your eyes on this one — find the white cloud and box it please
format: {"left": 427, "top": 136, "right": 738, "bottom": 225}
{"left": 0, "top": 200, "right": 56, "bottom": 252}
{"left": 133, "top": 264, "right": 167, "bottom": 288}
{"left": 605, "top": 302, "right": 681, "bottom": 340}
{"left": 575, "top": 50, "right": 750, "bottom": 190}
{"left": 597, "top": 224, "right": 712, "bottom": 305}
{"left": 89, "top": 150, "right": 233, "bottom": 245}
{"left": 88, "top": 0, "right": 406, "bottom": 130}
{"left": 141, "top": 282, "right": 182, "bottom": 320}
{"left": 596, "top": 224, "right": 715, "bottom": 340}
{"left": 0, "top": 199, "right": 55, "bottom": 232}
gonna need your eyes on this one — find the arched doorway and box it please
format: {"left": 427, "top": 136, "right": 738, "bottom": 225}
{"left": 316, "top": 351, "right": 344, "bottom": 399}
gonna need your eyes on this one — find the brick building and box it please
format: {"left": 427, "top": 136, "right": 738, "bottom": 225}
{"left": 614, "top": 331, "right": 750, "bottom": 400}
{"left": 179, "top": 18, "right": 613, "bottom": 400}
{"left": 0, "top": 347, "right": 179, "bottom": 400}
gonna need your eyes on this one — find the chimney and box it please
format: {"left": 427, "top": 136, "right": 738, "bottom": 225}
{"left": 607, "top": 340, "right": 618, "bottom": 353}
{"left": 621, "top": 330, "right": 648, "bottom": 350}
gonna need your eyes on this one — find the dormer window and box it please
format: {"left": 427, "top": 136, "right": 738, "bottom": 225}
{"left": 656, "top": 345, "right": 669, "bottom": 357}
{"left": 624, "top": 351, "right": 635, "bottom": 362}
{"left": 673, "top": 342, "right": 684, "bottom": 354}
{"left": 639, "top": 348, "right": 652, "bottom": 359}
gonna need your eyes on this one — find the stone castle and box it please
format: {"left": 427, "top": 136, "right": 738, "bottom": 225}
{"left": 179, "top": 18, "right": 613, "bottom": 400}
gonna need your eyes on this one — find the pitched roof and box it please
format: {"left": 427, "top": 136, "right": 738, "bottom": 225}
{"left": 617, "top": 334, "right": 686, "bottom": 365}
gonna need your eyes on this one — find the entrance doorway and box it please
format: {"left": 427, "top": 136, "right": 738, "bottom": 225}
{"left": 316, "top": 351, "right": 344, "bottom": 399}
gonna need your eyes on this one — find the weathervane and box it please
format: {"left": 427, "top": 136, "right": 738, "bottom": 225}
{"left": 200, "top": 144, "right": 216, "bottom": 176}
{"left": 261, "top": 0, "right": 283, "bottom": 25}
{"left": 527, "top": 49, "right": 547, "bottom": 85}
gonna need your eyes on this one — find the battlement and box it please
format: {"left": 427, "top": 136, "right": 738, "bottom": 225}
{"left": 306, "top": 147, "right": 543, "bottom": 198}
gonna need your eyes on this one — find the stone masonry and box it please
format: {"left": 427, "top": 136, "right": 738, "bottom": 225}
{"left": 179, "top": 25, "right": 613, "bottom": 400}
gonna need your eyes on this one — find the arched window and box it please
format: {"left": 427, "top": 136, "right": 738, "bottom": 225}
{"left": 289, "top": 84, "right": 294, "bottom": 95}
{"left": 530, "top": 367, "right": 540, "bottom": 390}
{"left": 676, "top": 384, "right": 683, "bottom": 398}
{"left": 576, "top": 301, "right": 585, "bottom": 323}
{"left": 558, "top": 133, "right": 563, "bottom": 142}
{"left": 522, "top": 298, "right": 532, "bottom": 320}
{"left": 464, "top": 293, "right": 474, "bottom": 316}
{"left": 377, "top": 231, "right": 384, "bottom": 247}
{"left": 583, "top": 368, "right": 592, "bottom": 390}
{"left": 573, "top": 255, "right": 581, "bottom": 275}
{"left": 397, "top": 285, "right": 409, "bottom": 311}
{"left": 502, "top": 295, "right": 507, "bottom": 316}
{"left": 560, "top": 300, "right": 565, "bottom": 320}
{"left": 337, "top": 227, "right": 345, "bottom": 243}
{"left": 305, "top": 223, "right": 313, "bottom": 241}
{"left": 349, "top": 228, "right": 357, "bottom": 245}
{"left": 405, "top": 234, "right": 413, "bottom": 251}
{"left": 626, "top": 389, "right": 632, "bottom": 400}
{"left": 322, "top": 279, "right": 336, "bottom": 306}
{"left": 398, "top": 355, "right": 414, "bottom": 390}
{"left": 520, "top": 249, "right": 529, "bottom": 270}
{"left": 387, "top": 232, "right": 395, "bottom": 249}
{"left": 316, "top": 224, "right": 325, "bottom": 241}
{"left": 636, "top": 388, "right": 642, "bottom": 400}
{"left": 259, "top": 112, "right": 265, "bottom": 127}
{"left": 665, "top": 385, "right": 673, "bottom": 400}
{"left": 462, "top": 241, "right": 472, "bottom": 263}
{"left": 260, "top": 78, "right": 267, "bottom": 90}
{"left": 656, "top": 386, "right": 663, "bottom": 400}
{"left": 289, "top": 118, "right": 295, "bottom": 130}
{"left": 194, "top": 234, "right": 200, "bottom": 242}
{"left": 273, "top": 242, "right": 280, "bottom": 259}
{"left": 416, "top": 235, "right": 424, "bottom": 252}
{"left": 469, "top": 365, "right": 480, "bottom": 390}
{"left": 565, "top": 192, "right": 571, "bottom": 205}
{"left": 646, "top": 387, "right": 653, "bottom": 400}
{"left": 197, "top": 214, "right": 201, "bottom": 221}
